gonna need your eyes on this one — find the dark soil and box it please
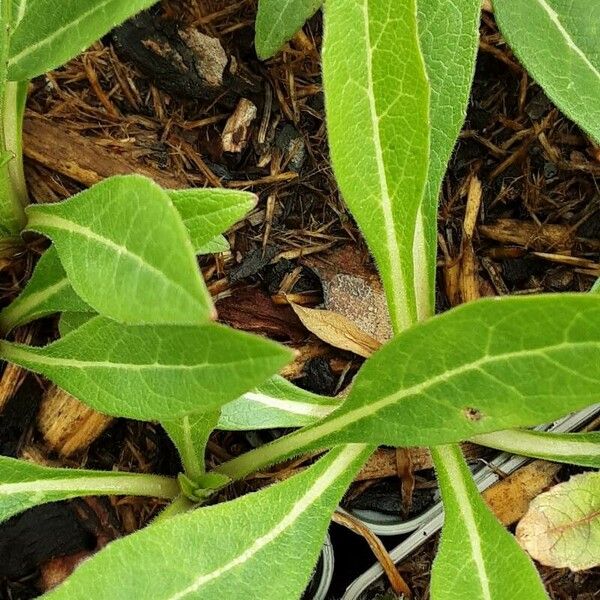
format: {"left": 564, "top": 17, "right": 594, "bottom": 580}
{"left": 0, "top": 1, "right": 598, "bottom": 599}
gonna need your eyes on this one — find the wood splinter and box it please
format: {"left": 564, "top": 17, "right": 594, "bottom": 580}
{"left": 222, "top": 98, "right": 258, "bottom": 153}
{"left": 37, "top": 386, "right": 113, "bottom": 457}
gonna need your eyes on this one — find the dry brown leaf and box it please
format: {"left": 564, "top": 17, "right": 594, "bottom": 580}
{"left": 290, "top": 303, "right": 382, "bottom": 358}
{"left": 516, "top": 471, "right": 600, "bottom": 571}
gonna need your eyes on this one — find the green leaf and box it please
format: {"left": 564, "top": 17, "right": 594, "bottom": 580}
{"left": 196, "top": 235, "right": 229, "bottom": 255}
{"left": 0, "top": 151, "right": 12, "bottom": 169}
{"left": 431, "top": 444, "right": 548, "bottom": 600}
{"left": 296, "top": 294, "right": 600, "bottom": 446}
{"left": 43, "top": 444, "right": 371, "bottom": 600}
{"left": 7, "top": 0, "right": 160, "bottom": 81}
{"left": 323, "top": 0, "right": 430, "bottom": 332}
{"left": 471, "top": 429, "right": 600, "bottom": 468}
{"left": 163, "top": 411, "right": 220, "bottom": 480}
{"left": 167, "top": 189, "right": 255, "bottom": 255}
{"left": 415, "top": 0, "right": 481, "bottom": 318}
{"left": 214, "top": 295, "right": 600, "bottom": 480}
{"left": 58, "top": 311, "right": 95, "bottom": 336}
{"left": 291, "top": 294, "right": 599, "bottom": 446}
{"left": 0, "top": 316, "right": 293, "bottom": 421}
{"left": 0, "top": 455, "right": 179, "bottom": 524}
{"left": 255, "top": 0, "right": 321, "bottom": 59}
{"left": 218, "top": 376, "right": 338, "bottom": 430}
{"left": 516, "top": 471, "right": 600, "bottom": 571}
{"left": 11, "top": 0, "right": 27, "bottom": 28}
{"left": 0, "top": 246, "right": 89, "bottom": 333}
{"left": 26, "top": 175, "right": 213, "bottom": 326}
{"left": 4, "top": 186, "right": 247, "bottom": 331}
{"left": 494, "top": 0, "right": 600, "bottom": 143}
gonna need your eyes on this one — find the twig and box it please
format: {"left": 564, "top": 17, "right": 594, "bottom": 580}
{"left": 332, "top": 511, "right": 412, "bottom": 598}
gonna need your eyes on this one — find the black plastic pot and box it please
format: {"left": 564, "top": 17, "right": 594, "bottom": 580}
{"left": 303, "top": 533, "right": 335, "bottom": 600}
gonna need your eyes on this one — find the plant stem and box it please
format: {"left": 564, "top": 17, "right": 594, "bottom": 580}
{"left": 4, "top": 80, "right": 28, "bottom": 208}
{"left": 212, "top": 413, "right": 370, "bottom": 483}
{"left": 179, "top": 416, "right": 203, "bottom": 480}
{"left": 0, "top": 1, "right": 27, "bottom": 234}
{"left": 5, "top": 472, "right": 181, "bottom": 500}
{"left": 153, "top": 495, "right": 195, "bottom": 524}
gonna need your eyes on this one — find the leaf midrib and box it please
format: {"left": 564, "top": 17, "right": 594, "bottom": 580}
{"left": 243, "top": 392, "right": 337, "bottom": 418}
{"left": 13, "top": 0, "right": 27, "bottom": 27}
{"left": 0, "top": 276, "right": 71, "bottom": 328}
{"left": 292, "top": 338, "right": 599, "bottom": 448}
{"left": 1, "top": 343, "right": 276, "bottom": 372}
{"left": 1, "top": 473, "right": 176, "bottom": 496}
{"left": 361, "top": 0, "right": 408, "bottom": 331}
{"left": 536, "top": 0, "right": 600, "bottom": 80}
{"left": 545, "top": 506, "right": 600, "bottom": 534}
{"left": 166, "top": 445, "right": 367, "bottom": 600}
{"left": 27, "top": 211, "right": 202, "bottom": 313}
{"left": 436, "top": 446, "right": 492, "bottom": 600}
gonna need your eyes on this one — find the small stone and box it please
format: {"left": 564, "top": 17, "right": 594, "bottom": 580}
{"left": 275, "top": 124, "right": 306, "bottom": 172}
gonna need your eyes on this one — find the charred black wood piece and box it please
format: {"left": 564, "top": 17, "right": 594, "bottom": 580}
{"left": 0, "top": 503, "right": 94, "bottom": 579}
{"left": 112, "top": 11, "right": 259, "bottom": 103}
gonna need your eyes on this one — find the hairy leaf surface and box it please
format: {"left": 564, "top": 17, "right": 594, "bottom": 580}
{"left": 4, "top": 187, "right": 241, "bottom": 331}
{"left": 0, "top": 246, "right": 88, "bottom": 333}
{"left": 431, "top": 445, "right": 548, "bottom": 600}
{"left": 163, "top": 412, "right": 220, "bottom": 480}
{"left": 196, "top": 235, "right": 229, "bottom": 255}
{"left": 323, "top": 0, "right": 430, "bottom": 332}
{"left": 0, "top": 316, "right": 292, "bottom": 420}
{"left": 0, "top": 455, "right": 178, "bottom": 524}
{"left": 8, "top": 0, "right": 159, "bottom": 81}
{"left": 472, "top": 428, "right": 600, "bottom": 468}
{"left": 516, "top": 471, "right": 600, "bottom": 571}
{"left": 255, "top": 0, "right": 321, "bottom": 59}
{"left": 167, "top": 189, "right": 255, "bottom": 255}
{"left": 282, "top": 295, "right": 600, "bottom": 447}
{"left": 218, "top": 376, "right": 338, "bottom": 430}
{"left": 494, "top": 0, "right": 600, "bottom": 142}
{"left": 44, "top": 445, "right": 370, "bottom": 600}
{"left": 10, "top": 0, "right": 27, "bottom": 27}
{"left": 215, "top": 295, "right": 600, "bottom": 479}
{"left": 58, "top": 311, "right": 95, "bottom": 336}
{"left": 26, "top": 176, "right": 212, "bottom": 326}
{"left": 415, "top": 0, "right": 481, "bottom": 317}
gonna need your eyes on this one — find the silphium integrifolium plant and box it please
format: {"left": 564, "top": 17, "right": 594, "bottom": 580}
{"left": 0, "top": 1, "right": 599, "bottom": 600}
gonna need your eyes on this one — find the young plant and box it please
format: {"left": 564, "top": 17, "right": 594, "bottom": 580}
{"left": 0, "top": 2, "right": 599, "bottom": 600}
